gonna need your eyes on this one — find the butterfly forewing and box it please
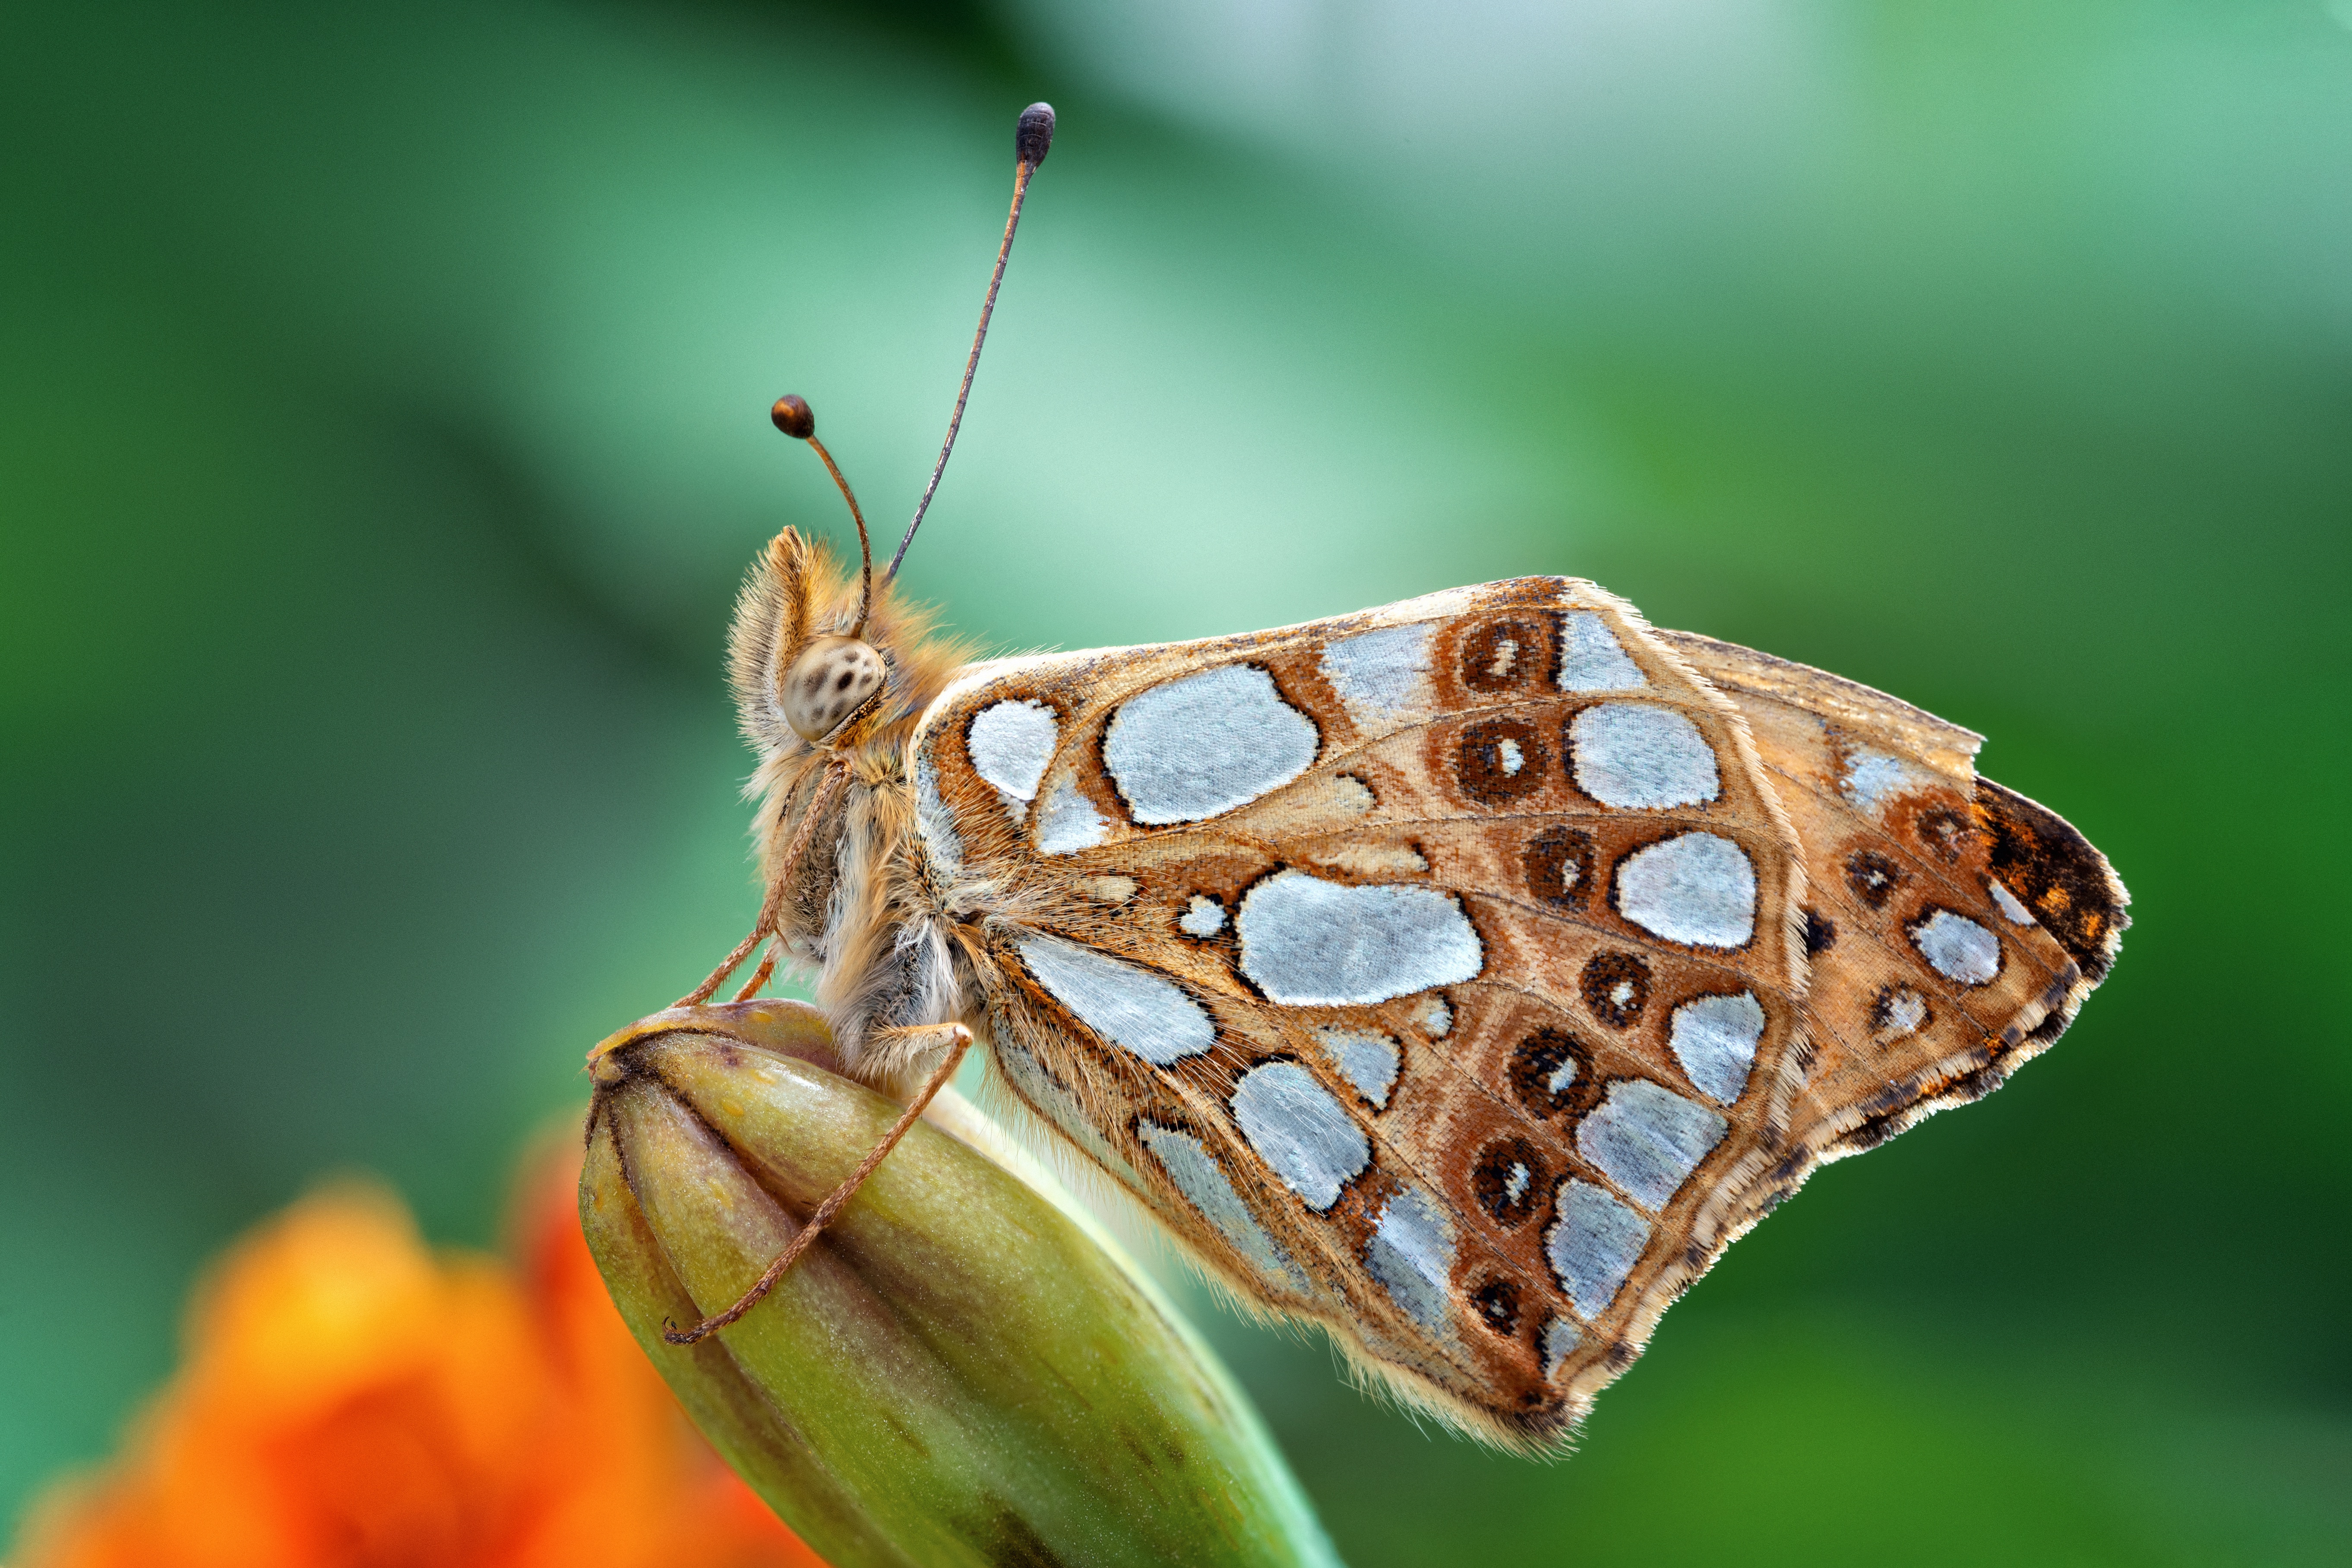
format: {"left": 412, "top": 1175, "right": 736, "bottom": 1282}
{"left": 1659, "top": 631, "right": 2128, "bottom": 1162}
{"left": 910, "top": 579, "right": 1820, "bottom": 1441}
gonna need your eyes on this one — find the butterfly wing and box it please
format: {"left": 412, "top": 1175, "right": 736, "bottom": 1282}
{"left": 909, "top": 579, "right": 1816, "bottom": 1445}
{"left": 1657, "top": 631, "right": 2128, "bottom": 1159}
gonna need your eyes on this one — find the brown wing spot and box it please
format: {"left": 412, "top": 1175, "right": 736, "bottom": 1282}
{"left": 1522, "top": 827, "right": 1596, "bottom": 908}
{"left": 1580, "top": 951, "right": 1651, "bottom": 1029}
{"left": 1912, "top": 804, "right": 1979, "bottom": 865}
{"left": 1455, "top": 718, "right": 1549, "bottom": 804}
{"left": 1461, "top": 615, "right": 1559, "bottom": 692}
{"left": 1471, "top": 1277, "right": 1523, "bottom": 1337}
{"left": 1472, "top": 1138, "right": 1549, "bottom": 1228}
{"left": 1846, "top": 849, "right": 1905, "bottom": 908}
{"left": 1507, "top": 1028, "right": 1599, "bottom": 1119}
{"left": 1802, "top": 909, "right": 1837, "bottom": 954}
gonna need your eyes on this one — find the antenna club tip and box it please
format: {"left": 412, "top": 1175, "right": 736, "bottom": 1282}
{"left": 1016, "top": 103, "right": 1055, "bottom": 168}
{"left": 770, "top": 394, "right": 815, "bottom": 439}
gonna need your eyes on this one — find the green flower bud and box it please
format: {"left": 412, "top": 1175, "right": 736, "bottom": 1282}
{"left": 581, "top": 1000, "right": 1341, "bottom": 1568}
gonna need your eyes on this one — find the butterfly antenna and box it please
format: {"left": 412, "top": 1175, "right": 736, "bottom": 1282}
{"left": 771, "top": 393, "right": 874, "bottom": 637}
{"left": 885, "top": 101, "right": 1055, "bottom": 582}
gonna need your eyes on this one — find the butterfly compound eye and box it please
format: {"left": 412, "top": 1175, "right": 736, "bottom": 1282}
{"left": 781, "top": 634, "right": 886, "bottom": 743}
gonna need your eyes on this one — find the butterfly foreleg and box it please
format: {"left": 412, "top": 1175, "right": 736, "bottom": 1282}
{"left": 729, "top": 942, "right": 779, "bottom": 1002}
{"left": 673, "top": 757, "right": 853, "bottom": 1008}
{"left": 662, "top": 1020, "right": 974, "bottom": 1346}
{"left": 673, "top": 920, "right": 775, "bottom": 1011}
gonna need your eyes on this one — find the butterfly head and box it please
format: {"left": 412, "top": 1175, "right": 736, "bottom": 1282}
{"left": 739, "top": 103, "right": 1054, "bottom": 757}
{"left": 731, "top": 522, "right": 891, "bottom": 756}
{"left": 729, "top": 519, "right": 966, "bottom": 768}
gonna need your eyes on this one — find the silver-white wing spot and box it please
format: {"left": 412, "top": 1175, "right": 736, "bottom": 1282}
{"left": 1018, "top": 935, "right": 1213, "bottom": 1065}
{"left": 1366, "top": 1187, "right": 1455, "bottom": 1334}
{"left": 1548, "top": 1179, "right": 1651, "bottom": 1318}
{"left": 1988, "top": 878, "right": 2036, "bottom": 926}
{"left": 1569, "top": 702, "right": 1721, "bottom": 809}
{"left": 1910, "top": 908, "right": 2002, "bottom": 986}
{"left": 1230, "top": 1060, "right": 1369, "bottom": 1211}
{"left": 967, "top": 699, "right": 1057, "bottom": 800}
{"left": 1179, "top": 894, "right": 1227, "bottom": 937}
{"left": 1546, "top": 1051, "right": 1579, "bottom": 1097}
{"left": 1558, "top": 611, "right": 1647, "bottom": 692}
{"left": 1840, "top": 747, "right": 1937, "bottom": 816}
{"left": 1034, "top": 775, "right": 1111, "bottom": 855}
{"left": 1575, "top": 1079, "right": 1728, "bottom": 1212}
{"left": 1103, "top": 664, "right": 1319, "bottom": 825}
{"left": 1237, "top": 870, "right": 1483, "bottom": 1005}
{"left": 1541, "top": 1316, "right": 1581, "bottom": 1378}
{"left": 1138, "top": 1122, "right": 1310, "bottom": 1295}
{"left": 1319, "top": 623, "right": 1436, "bottom": 734}
{"left": 1614, "top": 832, "right": 1756, "bottom": 948}
{"left": 1501, "top": 1161, "right": 1533, "bottom": 1205}
{"left": 1312, "top": 1025, "right": 1400, "bottom": 1107}
{"left": 1666, "top": 991, "right": 1765, "bottom": 1106}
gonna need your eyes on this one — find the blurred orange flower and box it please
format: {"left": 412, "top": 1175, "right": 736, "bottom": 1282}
{"left": 13, "top": 1145, "right": 828, "bottom": 1568}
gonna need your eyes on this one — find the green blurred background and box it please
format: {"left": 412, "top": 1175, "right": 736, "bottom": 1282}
{"left": 4, "top": 2, "right": 2346, "bottom": 1562}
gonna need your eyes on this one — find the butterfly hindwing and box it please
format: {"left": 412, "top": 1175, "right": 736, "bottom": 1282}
{"left": 910, "top": 579, "right": 1821, "bottom": 1443}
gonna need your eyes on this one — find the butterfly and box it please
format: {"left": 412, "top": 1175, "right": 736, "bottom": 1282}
{"left": 658, "top": 102, "right": 2128, "bottom": 1450}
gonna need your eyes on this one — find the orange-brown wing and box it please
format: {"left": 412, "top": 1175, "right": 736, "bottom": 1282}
{"left": 907, "top": 578, "right": 1812, "bottom": 1447}
{"left": 1657, "top": 631, "right": 2128, "bottom": 1161}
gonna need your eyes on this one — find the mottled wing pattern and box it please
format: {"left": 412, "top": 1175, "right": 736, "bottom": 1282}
{"left": 1658, "top": 632, "right": 2128, "bottom": 1161}
{"left": 909, "top": 579, "right": 1817, "bottom": 1444}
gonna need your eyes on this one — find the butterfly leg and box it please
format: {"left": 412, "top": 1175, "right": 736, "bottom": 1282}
{"left": 672, "top": 759, "right": 850, "bottom": 1008}
{"left": 673, "top": 921, "right": 773, "bottom": 1010}
{"left": 729, "top": 942, "right": 779, "bottom": 1002}
{"left": 662, "top": 1021, "right": 973, "bottom": 1346}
